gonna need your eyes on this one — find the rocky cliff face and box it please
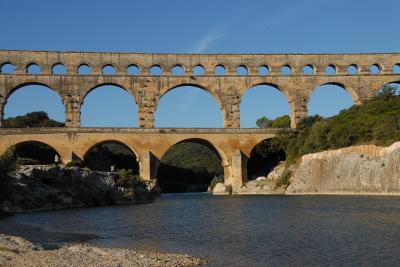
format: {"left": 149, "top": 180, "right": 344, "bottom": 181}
{"left": 0, "top": 166, "right": 161, "bottom": 213}
{"left": 286, "top": 142, "right": 400, "bottom": 195}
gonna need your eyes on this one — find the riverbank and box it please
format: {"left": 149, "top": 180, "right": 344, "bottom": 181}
{"left": 0, "top": 165, "right": 161, "bottom": 214}
{"left": 0, "top": 220, "right": 204, "bottom": 266}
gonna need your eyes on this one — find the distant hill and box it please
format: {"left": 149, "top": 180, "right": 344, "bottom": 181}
{"left": 4, "top": 111, "right": 64, "bottom": 128}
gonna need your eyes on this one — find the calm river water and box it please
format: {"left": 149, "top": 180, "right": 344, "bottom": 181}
{"left": 5, "top": 194, "right": 400, "bottom": 266}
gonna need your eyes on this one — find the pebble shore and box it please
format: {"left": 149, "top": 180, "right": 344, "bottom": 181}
{"left": 0, "top": 221, "right": 204, "bottom": 267}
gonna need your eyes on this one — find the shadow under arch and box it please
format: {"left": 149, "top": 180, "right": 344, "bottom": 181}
{"left": 157, "top": 138, "right": 226, "bottom": 193}
{"left": 240, "top": 82, "right": 291, "bottom": 128}
{"left": 155, "top": 84, "right": 223, "bottom": 128}
{"left": 308, "top": 82, "right": 355, "bottom": 117}
{"left": 246, "top": 138, "right": 286, "bottom": 180}
{"left": 82, "top": 139, "right": 139, "bottom": 173}
{"left": 13, "top": 140, "right": 61, "bottom": 164}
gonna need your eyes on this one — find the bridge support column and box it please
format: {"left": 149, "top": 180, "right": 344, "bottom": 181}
{"left": 226, "top": 149, "right": 248, "bottom": 193}
{"left": 0, "top": 96, "right": 5, "bottom": 128}
{"left": 139, "top": 151, "right": 159, "bottom": 181}
{"left": 136, "top": 91, "right": 157, "bottom": 128}
{"left": 63, "top": 94, "right": 81, "bottom": 127}
{"left": 221, "top": 94, "right": 240, "bottom": 128}
{"left": 289, "top": 97, "right": 308, "bottom": 128}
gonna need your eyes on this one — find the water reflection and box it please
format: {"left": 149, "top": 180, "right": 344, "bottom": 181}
{"left": 6, "top": 194, "right": 400, "bottom": 266}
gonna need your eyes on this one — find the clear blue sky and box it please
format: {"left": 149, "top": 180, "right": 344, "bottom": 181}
{"left": 1, "top": 0, "right": 399, "bottom": 127}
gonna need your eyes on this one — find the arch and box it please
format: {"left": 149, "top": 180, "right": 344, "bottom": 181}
{"left": 280, "top": 64, "right": 292, "bottom": 75}
{"left": 240, "top": 83, "right": 291, "bottom": 128}
{"left": 52, "top": 63, "right": 67, "bottom": 75}
{"left": 157, "top": 138, "right": 226, "bottom": 193}
{"left": 325, "top": 64, "right": 336, "bottom": 75}
{"left": 347, "top": 64, "right": 358, "bottom": 75}
{"left": 82, "top": 139, "right": 139, "bottom": 172}
{"left": 26, "top": 62, "right": 41, "bottom": 75}
{"left": 13, "top": 140, "right": 62, "bottom": 164}
{"left": 0, "top": 62, "right": 16, "bottom": 74}
{"left": 171, "top": 64, "right": 184, "bottom": 76}
{"left": 81, "top": 84, "right": 138, "bottom": 127}
{"left": 126, "top": 64, "right": 140, "bottom": 75}
{"left": 303, "top": 64, "right": 314, "bottom": 75}
{"left": 370, "top": 63, "right": 381, "bottom": 75}
{"left": 214, "top": 64, "right": 226, "bottom": 75}
{"left": 150, "top": 65, "right": 163, "bottom": 76}
{"left": 376, "top": 81, "right": 400, "bottom": 96}
{"left": 77, "top": 63, "right": 92, "bottom": 75}
{"left": 236, "top": 65, "right": 248, "bottom": 76}
{"left": 155, "top": 84, "right": 222, "bottom": 128}
{"left": 258, "top": 65, "right": 270, "bottom": 75}
{"left": 246, "top": 138, "right": 286, "bottom": 180}
{"left": 192, "top": 64, "right": 205, "bottom": 76}
{"left": 4, "top": 83, "right": 65, "bottom": 126}
{"left": 308, "top": 83, "right": 354, "bottom": 117}
{"left": 392, "top": 63, "right": 400, "bottom": 74}
{"left": 82, "top": 82, "right": 133, "bottom": 101}
{"left": 5, "top": 82, "right": 61, "bottom": 100}
{"left": 102, "top": 64, "right": 117, "bottom": 75}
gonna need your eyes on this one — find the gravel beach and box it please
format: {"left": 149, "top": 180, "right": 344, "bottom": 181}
{"left": 0, "top": 221, "right": 204, "bottom": 267}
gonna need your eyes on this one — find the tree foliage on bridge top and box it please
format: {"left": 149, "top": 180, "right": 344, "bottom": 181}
{"left": 256, "top": 115, "right": 291, "bottom": 128}
{"left": 3, "top": 111, "right": 64, "bottom": 128}
{"left": 270, "top": 85, "right": 400, "bottom": 163}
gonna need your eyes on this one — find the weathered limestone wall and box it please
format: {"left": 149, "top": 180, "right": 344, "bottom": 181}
{"left": 0, "top": 128, "right": 277, "bottom": 193}
{"left": 286, "top": 142, "right": 400, "bottom": 195}
{"left": 1, "top": 50, "right": 400, "bottom": 129}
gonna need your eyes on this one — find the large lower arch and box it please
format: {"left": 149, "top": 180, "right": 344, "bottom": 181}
{"left": 81, "top": 84, "right": 138, "bottom": 127}
{"left": 155, "top": 85, "right": 222, "bottom": 128}
{"left": 156, "top": 138, "right": 225, "bottom": 193}
{"left": 246, "top": 139, "right": 285, "bottom": 180}
{"left": 82, "top": 140, "right": 139, "bottom": 173}
{"left": 13, "top": 141, "right": 61, "bottom": 165}
{"left": 240, "top": 84, "right": 291, "bottom": 128}
{"left": 3, "top": 83, "right": 65, "bottom": 126}
{"left": 308, "top": 83, "right": 354, "bottom": 117}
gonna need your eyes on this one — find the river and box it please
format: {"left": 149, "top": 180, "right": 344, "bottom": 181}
{"left": 4, "top": 194, "right": 400, "bottom": 266}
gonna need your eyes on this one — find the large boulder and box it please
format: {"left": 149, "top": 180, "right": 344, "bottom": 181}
{"left": 212, "top": 183, "right": 232, "bottom": 195}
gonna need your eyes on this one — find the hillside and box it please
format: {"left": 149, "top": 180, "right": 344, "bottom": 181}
{"left": 275, "top": 88, "right": 400, "bottom": 163}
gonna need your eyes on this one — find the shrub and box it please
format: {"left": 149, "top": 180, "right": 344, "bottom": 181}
{"left": 116, "top": 169, "right": 138, "bottom": 187}
{"left": 276, "top": 169, "right": 291, "bottom": 187}
{"left": 0, "top": 146, "right": 17, "bottom": 181}
{"left": 15, "top": 157, "right": 41, "bottom": 166}
{"left": 65, "top": 161, "right": 83, "bottom": 168}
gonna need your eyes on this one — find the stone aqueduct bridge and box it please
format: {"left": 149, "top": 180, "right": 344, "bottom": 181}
{"left": 0, "top": 50, "right": 400, "bottom": 192}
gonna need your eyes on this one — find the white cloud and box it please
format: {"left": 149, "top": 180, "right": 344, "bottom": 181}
{"left": 193, "top": 30, "right": 225, "bottom": 53}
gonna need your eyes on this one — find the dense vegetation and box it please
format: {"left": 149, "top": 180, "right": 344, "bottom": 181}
{"left": 158, "top": 142, "right": 223, "bottom": 193}
{"left": 256, "top": 115, "right": 291, "bottom": 128}
{"left": 3, "top": 111, "right": 64, "bottom": 128}
{"left": 260, "top": 86, "right": 400, "bottom": 164}
{"left": 84, "top": 143, "right": 139, "bottom": 173}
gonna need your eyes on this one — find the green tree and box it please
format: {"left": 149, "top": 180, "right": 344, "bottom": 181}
{"left": 3, "top": 111, "right": 64, "bottom": 128}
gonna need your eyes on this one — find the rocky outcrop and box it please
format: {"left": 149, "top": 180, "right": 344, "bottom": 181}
{"left": 237, "top": 179, "right": 285, "bottom": 194}
{"left": 212, "top": 183, "right": 232, "bottom": 195}
{"left": 286, "top": 141, "right": 400, "bottom": 195}
{"left": 0, "top": 165, "right": 161, "bottom": 213}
